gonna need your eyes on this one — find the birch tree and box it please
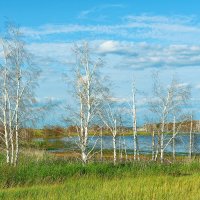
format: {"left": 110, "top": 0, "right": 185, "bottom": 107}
{"left": 132, "top": 81, "right": 140, "bottom": 161}
{"left": 100, "top": 103, "right": 118, "bottom": 165}
{"left": 149, "top": 73, "right": 190, "bottom": 163}
{"left": 0, "top": 23, "right": 40, "bottom": 165}
{"left": 66, "top": 42, "right": 108, "bottom": 164}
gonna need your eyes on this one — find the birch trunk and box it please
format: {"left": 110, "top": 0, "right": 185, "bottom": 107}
{"left": 152, "top": 130, "right": 155, "bottom": 160}
{"left": 172, "top": 116, "right": 176, "bottom": 161}
{"left": 160, "top": 133, "right": 164, "bottom": 163}
{"left": 119, "top": 135, "right": 122, "bottom": 162}
{"left": 79, "top": 91, "right": 87, "bottom": 164}
{"left": 160, "top": 90, "right": 169, "bottom": 163}
{"left": 132, "top": 82, "right": 139, "bottom": 161}
{"left": 8, "top": 97, "right": 14, "bottom": 164}
{"left": 160, "top": 118, "right": 165, "bottom": 163}
{"left": 100, "top": 127, "right": 103, "bottom": 162}
{"left": 123, "top": 135, "right": 128, "bottom": 161}
{"left": 3, "top": 69, "right": 10, "bottom": 164}
{"left": 189, "top": 115, "right": 193, "bottom": 159}
{"left": 113, "top": 119, "right": 117, "bottom": 165}
{"left": 14, "top": 69, "right": 21, "bottom": 166}
{"left": 81, "top": 144, "right": 87, "bottom": 164}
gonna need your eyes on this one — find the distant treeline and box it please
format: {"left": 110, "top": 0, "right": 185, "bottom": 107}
{"left": 19, "top": 120, "right": 200, "bottom": 140}
{"left": 23, "top": 125, "right": 133, "bottom": 139}
{"left": 145, "top": 120, "right": 200, "bottom": 133}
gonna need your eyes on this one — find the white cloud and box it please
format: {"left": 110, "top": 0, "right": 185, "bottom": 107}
{"left": 98, "top": 41, "right": 120, "bottom": 53}
{"left": 78, "top": 4, "right": 125, "bottom": 19}
{"left": 26, "top": 40, "right": 200, "bottom": 71}
{"left": 21, "top": 14, "right": 200, "bottom": 44}
{"left": 27, "top": 42, "right": 74, "bottom": 65}
{"left": 96, "top": 41, "right": 200, "bottom": 70}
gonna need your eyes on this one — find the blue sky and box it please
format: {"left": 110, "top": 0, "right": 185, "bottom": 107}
{"left": 1, "top": 0, "right": 200, "bottom": 126}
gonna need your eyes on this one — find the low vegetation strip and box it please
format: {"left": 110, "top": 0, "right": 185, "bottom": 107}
{"left": 0, "top": 157, "right": 199, "bottom": 187}
{"left": 0, "top": 175, "right": 200, "bottom": 200}
{"left": 0, "top": 153, "right": 200, "bottom": 199}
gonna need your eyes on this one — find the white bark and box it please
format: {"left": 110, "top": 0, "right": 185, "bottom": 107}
{"left": 119, "top": 134, "right": 122, "bottom": 162}
{"left": 172, "top": 116, "right": 176, "bottom": 161}
{"left": 3, "top": 68, "right": 10, "bottom": 163}
{"left": 132, "top": 82, "right": 140, "bottom": 161}
{"left": 154, "top": 134, "right": 159, "bottom": 161}
{"left": 189, "top": 115, "right": 193, "bottom": 159}
{"left": 113, "top": 119, "right": 117, "bottom": 165}
{"left": 152, "top": 130, "right": 155, "bottom": 160}
{"left": 100, "top": 127, "right": 103, "bottom": 161}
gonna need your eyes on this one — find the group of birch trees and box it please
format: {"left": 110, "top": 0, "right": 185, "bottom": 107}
{"left": 0, "top": 24, "right": 39, "bottom": 165}
{"left": 148, "top": 73, "right": 191, "bottom": 163}
{"left": 67, "top": 42, "right": 143, "bottom": 165}
{"left": 69, "top": 43, "right": 193, "bottom": 165}
{"left": 0, "top": 24, "right": 195, "bottom": 166}
{"left": 65, "top": 42, "right": 139, "bottom": 164}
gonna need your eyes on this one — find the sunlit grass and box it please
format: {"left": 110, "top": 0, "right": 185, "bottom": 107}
{"left": 1, "top": 175, "right": 200, "bottom": 200}
{"left": 0, "top": 152, "right": 200, "bottom": 199}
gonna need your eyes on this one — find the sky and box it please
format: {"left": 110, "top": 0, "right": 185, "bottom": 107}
{"left": 1, "top": 0, "right": 200, "bottom": 126}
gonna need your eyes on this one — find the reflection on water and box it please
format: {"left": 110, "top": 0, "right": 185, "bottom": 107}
{"left": 34, "top": 134, "right": 200, "bottom": 155}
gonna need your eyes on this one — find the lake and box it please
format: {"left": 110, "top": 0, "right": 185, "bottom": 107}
{"left": 34, "top": 134, "right": 200, "bottom": 155}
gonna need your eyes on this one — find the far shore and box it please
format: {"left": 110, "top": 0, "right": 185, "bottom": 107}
{"left": 30, "top": 129, "right": 197, "bottom": 139}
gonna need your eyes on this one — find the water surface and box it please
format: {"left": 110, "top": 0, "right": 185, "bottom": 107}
{"left": 34, "top": 134, "right": 200, "bottom": 155}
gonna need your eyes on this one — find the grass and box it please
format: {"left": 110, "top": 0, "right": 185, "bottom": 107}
{"left": 0, "top": 152, "right": 200, "bottom": 199}
{"left": 1, "top": 175, "right": 200, "bottom": 200}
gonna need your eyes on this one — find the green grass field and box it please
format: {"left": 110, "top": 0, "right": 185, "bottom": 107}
{"left": 0, "top": 152, "right": 200, "bottom": 200}
{"left": 1, "top": 175, "right": 200, "bottom": 200}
